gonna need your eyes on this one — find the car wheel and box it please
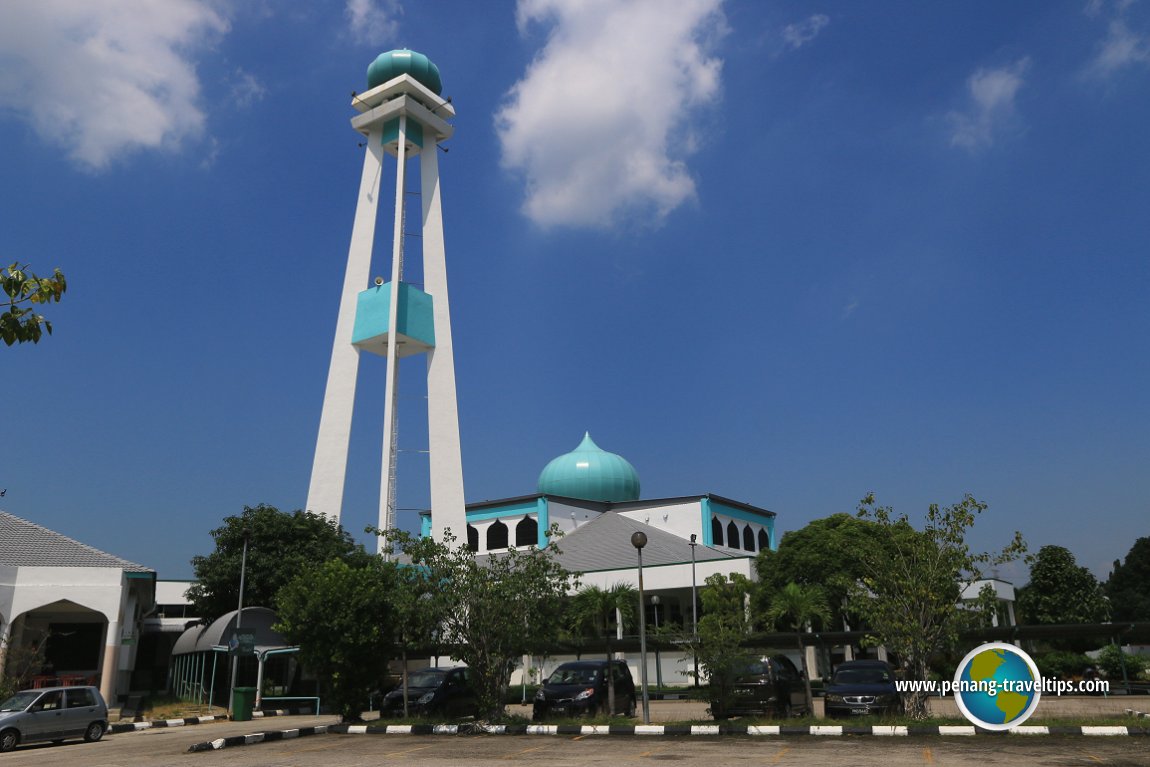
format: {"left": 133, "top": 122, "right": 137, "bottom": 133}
{"left": 84, "top": 722, "right": 105, "bottom": 743}
{"left": 1, "top": 729, "right": 18, "bottom": 753}
{"left": 626, "top": 696, "right": 637, "bottom": 718}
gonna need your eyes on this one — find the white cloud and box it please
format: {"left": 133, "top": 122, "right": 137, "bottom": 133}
{"left": 1086, "top": 18, "right": 1150, "bottom": 76}
{"left": 782, "top": 14, "right": 829, "bottom": 50}
{"left": 345, "top": 0, "right": 401, "bottom": 46}
{"left": 0, "top": 0, "right": 227, "bottom": 170}
{"left": 230, "top": 68, "right": 268, "bottom": 108}
{"left": 496, "top": 0, "right": 726, "bottom": 229}
{"left": 947, "top": 58, "right": 1030, "bottom": 152}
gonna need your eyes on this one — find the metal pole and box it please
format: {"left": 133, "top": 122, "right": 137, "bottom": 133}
{"left": 652, "top": 595, "right": 662, "bottom": 689}
{"left": 632, "top": 531, "right": 650, "bottom": 725}
{"left": 227, "top": 531, "right": 249, "bottom": 717}
{"left": 690, "top": 534, "right": 699, "bottom": 687}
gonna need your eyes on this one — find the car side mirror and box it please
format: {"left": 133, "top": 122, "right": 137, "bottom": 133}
{"left": 540, "top": 677, "right": 548, "bottom": 685}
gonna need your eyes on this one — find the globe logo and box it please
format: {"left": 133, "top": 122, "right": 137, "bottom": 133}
{"left": 953, "top": 642, "right": 1042, "bottom": 730}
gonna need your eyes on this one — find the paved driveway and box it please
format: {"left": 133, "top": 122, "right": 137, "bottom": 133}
{"left": 2, "top": 714, "right": 1148, "bottom": 767}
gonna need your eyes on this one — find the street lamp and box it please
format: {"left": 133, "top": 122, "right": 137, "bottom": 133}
{"left": 631, "top": 531, "right": 650, "bottom": 725}
{"left": 227, "top": 527, "right": 250, "bottom": 718}
{"left": 689, "top": 533, "right": 699, "bottom": 688}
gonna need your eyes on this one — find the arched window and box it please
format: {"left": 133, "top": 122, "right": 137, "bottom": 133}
{"left": 711, "top": 517, "right": 723, "bottom": 546}
{"left": 758, "top": 528, "right": 770, "bottom": 551}
{"left": 727, "top": 521, "right": 739, "bottom": 548}
{"left": 467, "top": 524, "right": 479, "bottom": 552}
{"left": 487, "top": 519, "right": 508, "bottom": 549}
{"left": 515, "top": 516, "right": 538, "bottom": 547}
{"left": 743, "top": 525, "right": 755, "bottom": 551}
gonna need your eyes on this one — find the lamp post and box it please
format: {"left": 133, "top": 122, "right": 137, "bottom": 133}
{"left": 689, "top": 533, "right": 699, "bottom": 688}
{"left": 227, "top": 527, "right": 249, "bottom": 717}
{"left": 631, "top": 531, "right": 650, "bottom": 725}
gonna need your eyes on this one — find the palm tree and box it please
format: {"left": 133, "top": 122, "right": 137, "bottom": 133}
{"left": 568, "top": 583, "right": 638, "bottom": 715}
{"left": 763, "top": 582, "right": 831, "bottom": 716}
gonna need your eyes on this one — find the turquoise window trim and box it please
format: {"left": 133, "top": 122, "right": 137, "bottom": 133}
{"left": 700, "top": 497, "right": 713, "bottom": 546}
{"left": 420, "top": 514, "right": 432, "bottom": 537}
{"left": 767, "top": 518, "right": 777, "bottom": 550}
{"left": 709, "top": 500, "right": 774, "bottom": 527}
{"left": 466, "top": 500, "right": 539, "bottom": 522}
{"left": 537, "top": 497, "right": 549, "bottom": 548}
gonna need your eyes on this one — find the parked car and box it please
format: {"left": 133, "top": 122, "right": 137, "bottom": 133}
{"left": 712, "top": 654, "right": 806, "bottom": 719}
{"left": 823, "top": 659, "right": 900, "bottom": 718}
{"left": 0, "top": 685, "right": 108, "bottom": 752}
{"left": 533, "top": 660, "right": 636, "bottom": 720}
{"left": 380, "top": 667, "right": 477, "bottom": 718}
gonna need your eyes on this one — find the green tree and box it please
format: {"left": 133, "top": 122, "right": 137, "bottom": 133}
{"left": 390, "top": 529, "right": 575, "bottom": 721}
{"left": 852, "top": 493, "right": 1025, "bottom": 720}
{"left": 568, "top": 582, "right": 637, "bottom": 714}
{"left": 754, "top": 513, "right": 888, "bottom": 635}
{"left": 389, "top": 561, "right": 446, "bottom": 717}
{"left": 188, "top": 504, "right": 371, "bottom": 621}
{"left": 0, "top": 630, "right": 48, "bottom": 702}
{"left": 687, "top": 572, "right": 754, "bottom": 719}
{"left": 275, "top": 558, "right": 397, "bottom": 722}
{"left": 1106, "top": 537, "right": 1150, "bottom": 622}
{"left": 2, "top": 263, "right": 66, "bottom": 345}
{"left": 1017, "top": 545, "right": 1109, "bottom": 625}
{"left": 1096, "top": 644, "right": 1149, "bottom": 682}
{"left": 762, "top": 582, "right": 831, "bottom": 716}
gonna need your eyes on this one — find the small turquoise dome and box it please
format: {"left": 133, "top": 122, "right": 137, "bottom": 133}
{"left": 537, "top": 433, "right": 641, "bottom": 502}
{"left": 367, "top": 49, "right": 442, "bottom": 94}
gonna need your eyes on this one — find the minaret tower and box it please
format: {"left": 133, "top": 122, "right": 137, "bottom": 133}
{"left": 306, "top": 49, "right": 466, "bottom": 552}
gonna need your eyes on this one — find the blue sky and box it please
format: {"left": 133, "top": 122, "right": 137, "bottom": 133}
{"left": 1, "top": 0, "right": 1147, "bottom": 583}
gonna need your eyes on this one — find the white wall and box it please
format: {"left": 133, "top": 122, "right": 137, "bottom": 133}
{"left": 616, "top": 501, "right": 702, "bottom": 542}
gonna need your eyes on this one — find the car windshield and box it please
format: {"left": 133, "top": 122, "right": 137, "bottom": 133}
{"left": 549, "top": 667, "right": 600, "bottom": 685}
{"left": 737, "top": 660, "right": 770, "bottom": 677}
{"left": 407, "top": 671, "right": 448, "bottom": 688}
{"left": 0, "top": 691, "right": 39, "bottom": 712}
{"left": 833, "top": 668, "right": 891, "bottom": 685}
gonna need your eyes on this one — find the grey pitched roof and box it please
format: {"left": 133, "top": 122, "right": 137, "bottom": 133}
{"left": 550, "top": 512, "right": 748, "bottom": 573}
{"left": 0, "top": 510, "right": 152, "bottom": 572}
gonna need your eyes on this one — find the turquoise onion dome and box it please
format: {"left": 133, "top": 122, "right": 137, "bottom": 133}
{"left": 366, "top": 49, "right": 443, "bottom": 94}
{"left": 537, "top": 433, "right": 641, "bottom": 502}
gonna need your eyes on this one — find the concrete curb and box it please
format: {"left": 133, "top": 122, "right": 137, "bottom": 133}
{"left": 110, "top": 707, "right": 313, "bottom": 734}
{"left": 185, "top": 721, "right": 1150, "bottom": 751}
{"left": 323, "top": 723, "right": 1148, "bottom": 737}
{"left": 1126, "top": 708, "right": 1148, "bottom": 719}
{"left": 187, "top": 725, "right": 329, "bottom": 752}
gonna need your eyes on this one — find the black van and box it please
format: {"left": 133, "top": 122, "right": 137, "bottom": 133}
{"left": 712, "top": 654, "right": 806, "bottom": 719}
{"left": 533, "top": 660, "right": 636, "bottom": 719}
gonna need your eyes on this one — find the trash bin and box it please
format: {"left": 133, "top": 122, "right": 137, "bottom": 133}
{"left": 231, "top": 687, "right": 257, "bottom": 721}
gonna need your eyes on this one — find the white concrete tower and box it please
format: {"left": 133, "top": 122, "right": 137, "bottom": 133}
{"left": 306, "top": 49, "right": 466, "bottom": 552}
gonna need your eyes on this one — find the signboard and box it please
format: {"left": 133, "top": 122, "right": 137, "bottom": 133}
{"left": 231, "top": 632, "right": 256, "bottom": 656}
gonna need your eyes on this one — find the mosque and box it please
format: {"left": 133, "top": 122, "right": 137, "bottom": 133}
{"left": 442, "top": 432, "right": 777, "bottom": 685}
{"left": 444, "top": 431, "right": 774, "bottom": 584}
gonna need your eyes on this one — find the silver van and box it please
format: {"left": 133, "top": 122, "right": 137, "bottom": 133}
{"left": 0, "top": 686, "right": 108, "bottom": 752}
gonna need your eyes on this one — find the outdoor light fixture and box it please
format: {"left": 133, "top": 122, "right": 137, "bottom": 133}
{"left": 631, "top": 531, "right": 650, "bottom": 724}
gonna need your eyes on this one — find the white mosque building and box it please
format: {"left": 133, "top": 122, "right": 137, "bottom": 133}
{"left": 421, "top": 432, "right": 778, "bottom": 685}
